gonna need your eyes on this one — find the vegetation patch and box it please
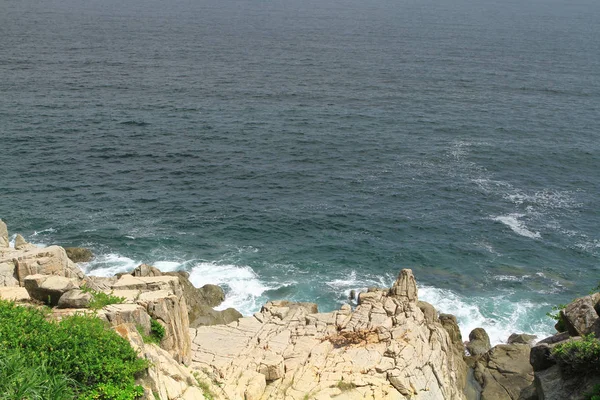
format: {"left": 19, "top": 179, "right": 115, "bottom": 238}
{"left": 0, "top": 299, "right": 148, "bottom": 399}
{"left": 137, "top": 319, "right": 166, "bottom": 345}
{"left": 546, "top": 304, "right": 567, "bottom": 332}
{"left": 322, "top": 330, "right": 379, "bottom": 348}
{"left": 336, "top": 379, "right": 357, "bottom": 391}
{"left": 552, "top": 334, "right": 600, "bottom": 374}
{"left": 82, "top": 286, "right": 126, "bottom": 310}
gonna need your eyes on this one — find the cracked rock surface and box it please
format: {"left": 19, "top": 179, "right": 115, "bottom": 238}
{"left": 191, "top": 269, "right": 467, "bottom": 400}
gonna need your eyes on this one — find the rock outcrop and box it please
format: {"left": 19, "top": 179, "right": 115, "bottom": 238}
{"left": 530, "top": 293, "right": 600, "bottom": 400}
{"left": 0, "top": 219, "right": 9, "bottom": 248}
{"left": 191, "top": 269, "right": 468, "bottom": 400}
{"left": 64, "top": 247, "right": 94, "bottom": 263}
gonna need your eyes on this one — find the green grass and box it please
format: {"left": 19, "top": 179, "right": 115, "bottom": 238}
{"left": 81, "top": 286, "right": 126, "bottom": 310}
{"left": 0, "top": 299, "right": 148, "bottom": 399}
{"left": 137, "top": 319, "right": 166, "bottom": 345}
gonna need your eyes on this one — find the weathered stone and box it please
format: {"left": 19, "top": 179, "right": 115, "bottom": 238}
{"left": 535, "top": 364, "right": 600, "bottom": 400}
{"left": 530, "top": 343, "right": 555, "bottom": 372}
{"left": 6, "top": 245, "right": 85, "bottom": 286}
{"left": 0, "top": 286, "right": 30, "bottom": 301}
{"left": 0, "top": 261, "right": 18, "bottom": 287}
{"left": 418, "top": 300, "right": 437, "bottom": 324}
{"left": 0, "top": 219, "right": 8, "bottom": 248}
{"left": 508, "top": 333, "right": 538, "bottom": 346}
{"left": 196, "top": 283, "right": 225, "bottom": 308}
{"left": 137, "top": 290, "right": 191, "bottom": 365}
{"left": 561, "top": 295, "right": 600, "bottom": 337}
{"left": 389, "top": 268, "right": 417, "bottom": 301}
{"left": 132, "top": 264, "right": 162, "bottom": 277}
{"left": 98, "top": 304, "right": 152, "bottom": 334}
{"left": 474, "top": 343, "right": 534, "bottom": 400}
{"left": 14, "top": 234, "right": 36, "bottom": 251}
{"left": 64, "top": 247, "right": 94, "bottom": 263}
{"left": 258, "top": 353, "right": 285, "bottom": 381}
{"left": 538, "top": 332, "right": 571, "bottom": 346}
{"left": 190, "top": 270, "right": 468, "bottom": 400}
{"left": 24, "top": 274, "right": 78, "bottom": 305}
{"left": 57, "top": 289, "right": 92, "bottom": 308}
{"left": 467, "top": 327, "right": 491, "bottom": 356}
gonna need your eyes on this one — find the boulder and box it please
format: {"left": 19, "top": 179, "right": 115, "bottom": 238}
{"left": 98, "top": 304, "right": 152, "bottom": 334}
{"left": 418, "top": 300, "right": 438, "bottom": 324}
{"left": 467, "top": 327, "right": 491, "bottom": 356}
{"left": 132, "top": 264, "right": 163, "bottom": 277}
{"left": 560, "top": 295, "right": 600, "bottom": 337}
{"left": 57, "top": 289, "right": 92, "bottom": 308}
{"left": 474, "top": 343, "right": 534, "bottom": 400}
{"left": 508, "top": 333, "right": 538, "bottom": 346}
{"left": 24, "top": 274, "right": 78, "bottom": 305}
{"left": 64, "top": 247, "right": 94, "bottom": 263}
{"left": 196, "top": 283, "right": 225, "bottom": 308}
{"left": 0, "top": 219, "right": 8, "bottom": 248}
{"left": 7, "top": 245, "right": 86, "bottom": 286}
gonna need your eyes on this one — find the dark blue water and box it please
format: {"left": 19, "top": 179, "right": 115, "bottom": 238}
{"left": 1, "top": 0, "right": 599, "bottom": 343}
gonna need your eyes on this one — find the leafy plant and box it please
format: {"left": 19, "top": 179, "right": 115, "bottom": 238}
{"left": 150, "top": 318, "right": 166, "bottom": 341}
{"left": 0, "top": 299, "right": 148, "bottom": 399}
{"left": 585, "top": 384, "right": 600, "bottom": 400}
{"left": 552, "top": 334, "right": 600, "bottom": 373}
{"left": 81, "top": 286, "right": 126, "bottom": 310}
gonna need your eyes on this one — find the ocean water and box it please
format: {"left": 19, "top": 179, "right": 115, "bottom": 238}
{"left": 1, "top": 0, "right": 599, "bottom": 344}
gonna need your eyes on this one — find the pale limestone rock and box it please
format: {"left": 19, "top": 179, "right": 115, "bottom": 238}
{"left": 0, "top": 219, "right": 8, "bottom": 248}
{"left": 98, "top": 303, "right": 152, "bottom": 334}
{"left": 0, "top": 245, "right": 85, "bottom": 286}
{"left": 112, "top": 323, "right": 218, "bottom": 400}
{"left": 136, "top": 288, "right": 191, "bottom": 365}
{"left": 24, "top": 274, "right": 78, "bottom": 305}
{"left": 190, "top": 269, "right": 467, "bottom": 400}
{"left": 0, "top": 261, "right": 18, "bottom": 287}
{"left": 14, "top": 234, "right": 36, "bottom": 251}
{"left": 0, "top": 286, "right": 30, "bottom": 301}
{"left": 389, "top": 268, "right": 417, "bottom": 302}
{"left": 57, "top": 289, "right": 92, "bottom": 308}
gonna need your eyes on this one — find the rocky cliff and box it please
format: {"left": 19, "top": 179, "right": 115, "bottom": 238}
{"left": 6, "top": 218, "right": 582, "bottom": 400}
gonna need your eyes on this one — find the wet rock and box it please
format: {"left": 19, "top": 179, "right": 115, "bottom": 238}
{"left": 64, "top": 247, "right": 94, "bottom": 263}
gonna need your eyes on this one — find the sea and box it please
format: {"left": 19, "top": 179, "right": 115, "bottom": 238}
{"left": 1, "top": 0, "right": 599, "bottom": 345}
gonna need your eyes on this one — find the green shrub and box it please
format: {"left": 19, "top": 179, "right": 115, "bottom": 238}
{"left": 552, "top": 334, "right": 600, "bottom": 373}
{"left": 546, "top": 304, "right": 567, "bottom": 332}
{"left": 150, "top": 318, "right": 166, "bottom": 341}
{"left": 0, "top": 300, "right": 148, "bottom": 399}
{"left": 81, "top": 286, "right": 126, "bottom": 310}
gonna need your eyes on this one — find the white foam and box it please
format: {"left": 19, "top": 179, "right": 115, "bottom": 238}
{"left": 492, "top": 213, "right": 541, "bottom": 239}
{"left": 153, "top": 261, "right": 181, "bottom": 272}
{"left": 419, "top": 286, "right": 553, "bottom": 345}
{"left": 188, "top": 262, "right": 271, "bottom": 315}
{"left": 83, "top": 253, "right": 140, "bottom": 277}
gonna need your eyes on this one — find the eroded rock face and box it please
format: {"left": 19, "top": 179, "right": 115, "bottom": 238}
{"left": 466, "top": 328, "right": 491, "bottom": 356}
{"left": 560, "top": 295, "right": 600, "bottom": 337}
{"left": 1, "top": 245, "right": 86, "bottom": 286}
{"left": 0, "top": 219, "right": 9, "bottom": 248}
{"left": 64, "top": 247, "right": 94, "bottom": 263}
{"left": 24, "top": 274, "right": 79, "bottom": 306}
{"left": 190, "top": 269, "right": 467, "bottom": 400}
{"left": 473, "top": 343, "right": 534, "bottom": 400}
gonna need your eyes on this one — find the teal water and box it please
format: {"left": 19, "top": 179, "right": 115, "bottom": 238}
{"left": 1, "top": 0, "right": 599, "bottom": 343}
